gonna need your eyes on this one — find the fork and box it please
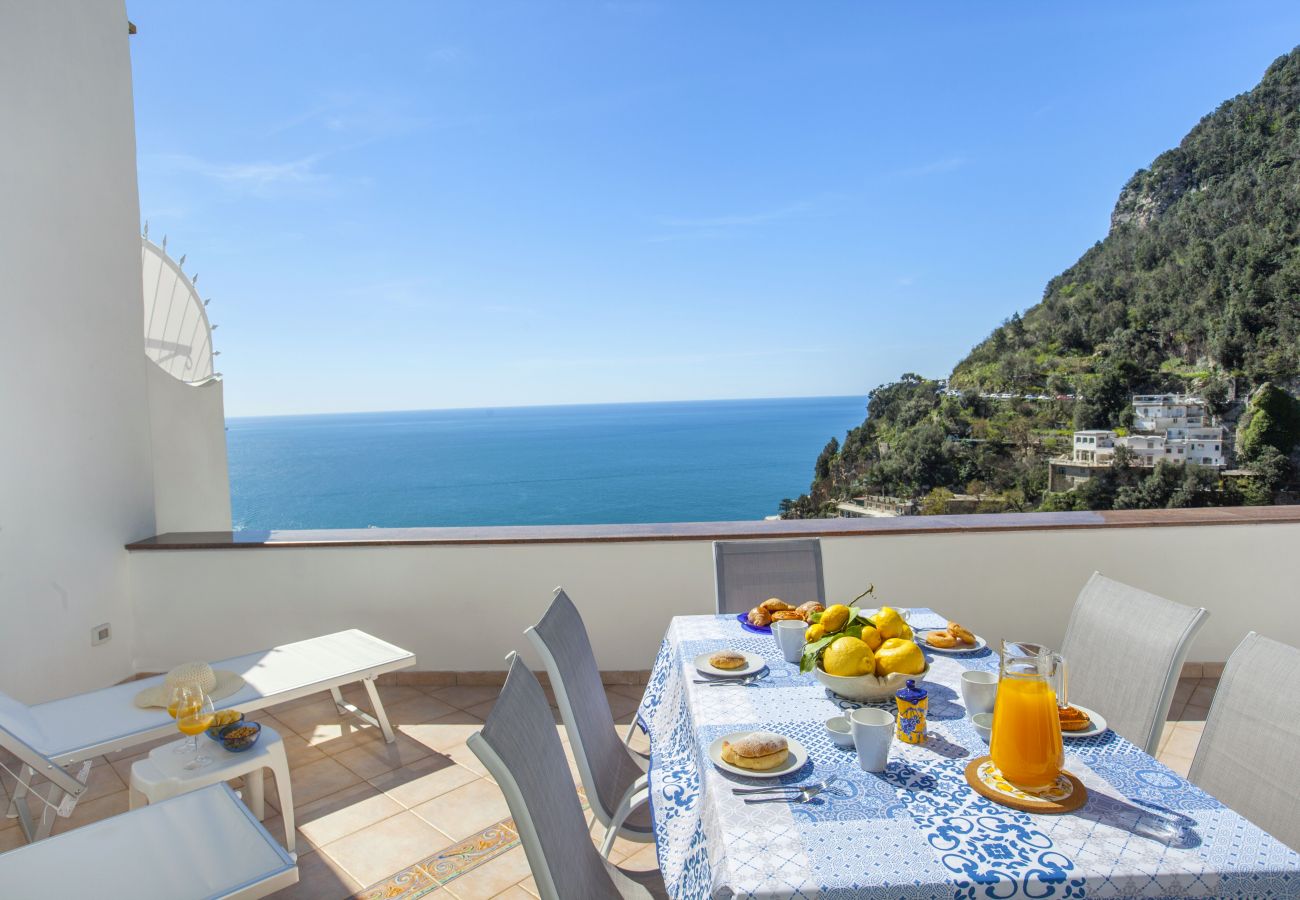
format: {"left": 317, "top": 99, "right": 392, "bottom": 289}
{"left": 733, "top": 776, "right": 838, "bottom": 797}
{"left": 697, "top": 673, "right": 764, "bottom": 687}
{"left": 743, "top": 784, "right": 830, "bottom": 804}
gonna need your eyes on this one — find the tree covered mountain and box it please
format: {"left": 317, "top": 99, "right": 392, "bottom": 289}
{"left": 784, "top": 47, "right": 1300, "bottom": 517}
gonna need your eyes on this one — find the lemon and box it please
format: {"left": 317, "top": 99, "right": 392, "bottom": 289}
{"left": 874, "top": 606, "right": 907, "bottom": 639}
{"left": 804, "top": 623, "right": 826, "bottom": 643}
{"left": 821, "top": 604, "right": 851, "bottom": 633}
{"left": 899, "top": 623, "right": 913, "bottom": 641}
{"left": 874, "top": 638, "right": 926, "bottom": 676}
{"left": 859, "top": 624, "right": 883, "bottom": 652}
{"left": 822, "top": 636, "right": 875, "bottom": 677}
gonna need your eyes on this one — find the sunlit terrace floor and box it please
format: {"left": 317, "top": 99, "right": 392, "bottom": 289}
{"left": 1, "top": 674, "right": 1218, "bottom": 898}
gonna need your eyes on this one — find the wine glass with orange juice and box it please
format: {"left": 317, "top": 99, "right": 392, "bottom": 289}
{"left": 173, "top": 685, "right": 216, "bottom": 770}
{"left": 166, "top": 683, "right": 198, "bottom": 754}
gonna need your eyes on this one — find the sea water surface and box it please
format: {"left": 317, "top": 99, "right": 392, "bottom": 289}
{"left": 227, "top": 396, "right": 865, "bottom": 529}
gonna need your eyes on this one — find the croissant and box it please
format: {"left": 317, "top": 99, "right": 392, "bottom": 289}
{"left": 759, "top": 598, "right": 792, "bottom": 613}
{"left": 796, "top": 601, "right": 825, "bottom": 618}
{"left": 747, "top": 606, "right": 773, "bottom": 627}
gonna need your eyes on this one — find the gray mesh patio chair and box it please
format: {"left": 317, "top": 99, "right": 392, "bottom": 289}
{"left": 1189, "top": 632, "right": 1300, "bottom": 852}
{"left": 1060, "top": 572, "right": 1208, "bottom": 756}
{"left": 526, "top": 589, "right": 653, "bottom": 853}
{"left": 468, "top": 656, "right": 667, "bottom": 900}
{"left": 713, "top": 538, "right": 825, "bottom": 615}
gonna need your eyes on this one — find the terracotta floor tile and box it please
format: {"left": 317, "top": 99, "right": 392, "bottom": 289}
{"left": 412, "top": 778, "right": 510, "bottom": 839}
{"left": 517, "top": 875, "right": 540, "bottom": 897}
{"left": 320, "top": 810, "right": 450, "bottom": 886}
{"left": 430, "top": 685, "right": 502, "bottom": 710}
{"left": 0, "top": 826, "right": 29, "bottom": 853}
{"left": 444, "top": 846, "right": 533, "bottom": 899}
{"left": 296, "top": 781, "right": 404, "bottom": 849}
{"left": 269, "top": 844, "right": 361, "bottom": 899}
{"left": 332, "top": 733, "right": 433, "bottom": 781}
{"left": 275, "top": 698, "right": 350, "bottom": 736}
{"left": 487, "top": 885, "right": 534, "bottom": 900}
{"left": 1162, "top": 724, "right": 1203, "bottom": 760}
{"left": 604, "top": 691, "right": 642, "bottom": 720}
{"left": 339, "top": 683, "right": 427, "bottom": 708}
{"left": 1160, "top": 752, "right": 1193, "bottom": 778}
{"left": 289, "top": 756, "right": 365, "bottom": 807}
{"left": 383, "top": 693, "right": 459, "bottom": 725}
{"left": 367, "top": 752, "right": 480, "bottom": 808}
{"left": 402, "top": 711, "right": 487, "bottom": 754}
{"left": 1189, "top": 682, "right": 1217, "bottom": 709}
{"left": 440, "top": 741, "right": 492, "bottom": 779}
{"left": 51, "top": 789, "right": 129, "bottom": 835}
{"left": 1180, "top": 703, "right": 1210, "bottom": 723}
{"left": 619, "top": 843, "right": 662, "bottom": 873}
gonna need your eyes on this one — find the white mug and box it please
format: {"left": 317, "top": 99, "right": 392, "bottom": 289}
{"left": 961, "top": 670, "right": 998, "bottom": 717}
{"left": 772, "top": 620, "right": 807, "bottom": 665}
{"left": 850, "top": 707, "right": 894, "bottom": 772}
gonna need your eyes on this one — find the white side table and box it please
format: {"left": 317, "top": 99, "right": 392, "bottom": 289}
{"left": 129, "top": 724, "right": 296, "bottom": 853}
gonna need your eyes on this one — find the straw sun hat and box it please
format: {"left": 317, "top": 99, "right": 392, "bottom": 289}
{"left": 133, "top": 661, "right": 245, "bottom": 709}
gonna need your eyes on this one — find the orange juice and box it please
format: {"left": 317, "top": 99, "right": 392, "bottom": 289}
{"left": 989, "top": 675, "right": 1063, "bottom": 790}
{"left": 177, "top": 713, "right": 214, "bottom": 736}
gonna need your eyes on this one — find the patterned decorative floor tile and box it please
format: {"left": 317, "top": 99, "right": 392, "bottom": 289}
{"left": 354, "top": 787, "right": 589, "bottom": 898}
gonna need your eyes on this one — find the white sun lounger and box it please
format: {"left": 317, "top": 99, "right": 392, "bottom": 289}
{"left": 0, "top": 784, "right": 298, "bottom": 898}
{"left": 2, "top": 629, "right": 415, "bottom": 840}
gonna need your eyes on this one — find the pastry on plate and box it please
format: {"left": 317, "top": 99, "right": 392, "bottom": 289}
{"left": 709, "top": 650, "right": 747, "bottom": 670}
{"left": 796, "top": 601, "right": 825, "bottom": 618}
{"left": 947, "top": 622, "right": 976, "bottom": 645}
{"left": 925, "top": 629, "right": 958, "bottom": 649}
{"left": 1058, "top": 704, "right": 1092, "bottom": 732}
{"left": 759, "top": 598, "right": 792, "bottom": 613}
{"left": 720, "top": 732, "right": 789, "bottom": 770}
{"left": 747, "top": 606, "right": 772, "bottom": 627}
{"left": 771, "top": 610, "right": 804, "bottom": 621}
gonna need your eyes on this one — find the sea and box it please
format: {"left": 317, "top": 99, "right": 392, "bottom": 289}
{"left": 226, "top": 396, "right": 865, "bottom": 530}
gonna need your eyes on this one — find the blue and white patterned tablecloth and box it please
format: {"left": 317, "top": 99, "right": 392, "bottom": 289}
{"left": 640, "top": 611, "right": 1300, "bottom": 899}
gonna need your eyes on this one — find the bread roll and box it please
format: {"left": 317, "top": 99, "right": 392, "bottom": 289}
{"left": 709, "top": 650, "right": 746, "bottom": 670}
{"left": 720, "top": 731, "right": 789, "bottom": 770}
{"left": 796, "top": 601, "right": 825, "bottom": 618}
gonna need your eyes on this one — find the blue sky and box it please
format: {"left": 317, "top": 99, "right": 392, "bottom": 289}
{"left": 126, "top": 1, "right": 1300, "bottom": 417}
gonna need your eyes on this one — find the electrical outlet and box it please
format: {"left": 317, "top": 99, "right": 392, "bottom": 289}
{"left": 91, "top": 623, "right": 111, "bottom": 646}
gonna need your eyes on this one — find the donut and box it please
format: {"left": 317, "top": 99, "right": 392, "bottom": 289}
{"left": 925, "top": 630, "right": 958, "bottom": 649}
{"left": 947, "top": 622, "right": 976, "bottom": 645}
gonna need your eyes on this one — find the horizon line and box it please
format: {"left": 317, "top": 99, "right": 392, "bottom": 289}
{"left": 225, "top": 392, "right": 872, "bottom": 422}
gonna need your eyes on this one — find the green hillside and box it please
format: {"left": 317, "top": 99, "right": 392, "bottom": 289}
{"left": 784, "top": 47, "right": 1300, "bottom": 517}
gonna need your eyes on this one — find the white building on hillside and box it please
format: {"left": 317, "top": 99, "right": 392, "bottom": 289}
{"left": 1132, "top": 394, "right": 1208, "bottom": 432}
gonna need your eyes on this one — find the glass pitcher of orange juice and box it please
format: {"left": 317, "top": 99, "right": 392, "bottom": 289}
{"left": 989, "top": 641, "right": 1066, "bottom": 791}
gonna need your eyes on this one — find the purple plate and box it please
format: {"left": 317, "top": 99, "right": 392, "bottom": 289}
{"left": 736, "top": 613, "right": 772, "bottom": 635}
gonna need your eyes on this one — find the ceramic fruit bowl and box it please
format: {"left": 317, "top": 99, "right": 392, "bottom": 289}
{"left": 814, "top": 663, "right": 930, "bottom": 702}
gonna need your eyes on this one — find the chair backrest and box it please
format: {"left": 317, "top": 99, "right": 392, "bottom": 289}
{"left": 712, "top": 538, "right": 825, "bottom": 615}
{"left": 1060, "top": 572, "right": 1208, "bottom": 756}
{"left": 525, "top": 589, "right": 643, "bottom": 827}
{"left": 1189, "top": 632, "right": 1300, "bottom": 851}
{"left": 468, "top": 656, "right": 620, "bottom": 900}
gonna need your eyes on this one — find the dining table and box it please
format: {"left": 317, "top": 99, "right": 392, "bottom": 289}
{"left": 638, "top": 609, "right": 1300, "bottom": 899}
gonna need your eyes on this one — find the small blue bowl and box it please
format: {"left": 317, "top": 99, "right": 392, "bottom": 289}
{"left": 218, "top": 720, "right": 261, "bottom": 752}
{"left": 206, "top": 713, "right": 245, "bottom": 741}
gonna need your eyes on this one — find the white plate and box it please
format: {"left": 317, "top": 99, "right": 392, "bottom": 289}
{"left": 918, "top": 630, "right": 988, "bottom": 654}
{"left": 693, "top": 652, "right": 767, "bottom": 678}
{"left": 1060, "top": 704, "right": 1108, "bottom": 739}
{"left": 708, "top": 734, "right": 809, "bottom": 779}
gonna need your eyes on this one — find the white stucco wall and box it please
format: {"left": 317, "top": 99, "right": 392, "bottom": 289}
{"left": 127, "top": 522, "right": 1300, "bottom": 675}
{"left": 0, "top": 2, "right": 154, "bottom": 702}
{"left": 146, "top": 365, "right": 232, "bottom": 533}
